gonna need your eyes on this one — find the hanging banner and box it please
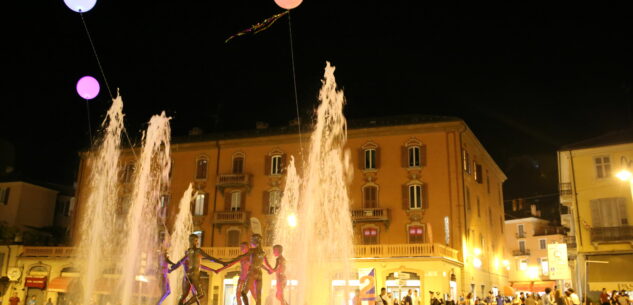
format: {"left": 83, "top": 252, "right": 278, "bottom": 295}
{"left": 547, "top": 243, "right": 571, "bottom": 280}
{"left": 359, "top": 268, "right": 376, "bottom": 305}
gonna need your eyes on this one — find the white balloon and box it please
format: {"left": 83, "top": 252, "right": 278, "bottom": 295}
{"left": 274, "top": 0, "right": 302, "bottom": 10}
{"left": 63, "top": 0, "right": 97, "bottom": 13}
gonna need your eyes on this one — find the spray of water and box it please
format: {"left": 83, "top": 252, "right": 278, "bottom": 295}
{"left": 119, "top": 112, "right": 172, "bottom": 305}
{"left": 274, "top": 62, "right": 355, "bottom": 305}
{"left": 75, "top": 95, "right": 124, "bottom": 305}
{"left": 165, "top": 184, "right": 194, "bottom": 305}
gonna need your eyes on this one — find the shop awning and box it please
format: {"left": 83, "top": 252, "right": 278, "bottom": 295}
{"left": 25, "top": 277, "right": 47, "bottom": 289}
{"left": 511, "top": 282, "right": 532, "bottom": 292}
{"left": 532, "top": 281, "right": 556, "bottom": 292}
{"left": 47, "top": 277, "right": 75, "bottom": 293}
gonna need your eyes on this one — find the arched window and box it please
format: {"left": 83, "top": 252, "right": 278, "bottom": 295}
{"left": 408, "top": 146, "right": 420, "bottom": 167}
{"left": 402, "top": 138, "right": 426, "bottom": 168}
{"left": 196, "top": 157, "right": 208, "bottom": 180}
{"left": 193, "top": 193, "right": 207, "bottom": 216}
{"left": 271, "top": 155, "right": 282, "bottom": 175}
{"left": 363, "top": 185, "right": 378, "bottom": 208}
{"left": 409, "top": 184, "right": 422, "bottom": 209}
{"left": 265, "top": 150, "right": 286, "bottom": 176}
{"left": 230, "top": 191, "right": 241, "bottom": 211}
{"left": 232, "top": 153, "right": 244, "bottom": 174}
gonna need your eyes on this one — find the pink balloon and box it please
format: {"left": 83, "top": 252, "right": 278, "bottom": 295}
{"left": 274, "top": 0, "right": 302, "bottom": 10}
{"left": 76, "top": 76, "right": 100, "bottom": 100}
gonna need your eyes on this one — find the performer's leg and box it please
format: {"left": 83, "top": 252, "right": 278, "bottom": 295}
{"left": 276, "top": 280, "right": 288, "bottom": 305}
{"left": 253, "top": 275, "right": 262, "bottom": 305}
{"left": 157, "top": 278, "right": 171, "bottom": 305}
{"left": 184, "top": 276, "right": 204, "bottom": 305}
{"left": 240, "top": 279, "right": 250, "bottom": 305}
{"left": 178, "top": 278, "right": 191, "bottom": 305}
{"left": 236, "top": 280, "right": 244, "bottom": 305}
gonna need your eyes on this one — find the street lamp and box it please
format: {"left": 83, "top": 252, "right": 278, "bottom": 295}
{"left": 584, "top": 260, "right": 608, "bottom": 304}
{"left": 616, "top": 156, "right": 633, "bottom": 181}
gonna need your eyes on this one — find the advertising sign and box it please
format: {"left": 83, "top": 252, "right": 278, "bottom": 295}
{"left": 359, "top": 268, "right": 376, "bottom": 304}
{"left": 547, "top": 243, "right": 571, "bottom": 280}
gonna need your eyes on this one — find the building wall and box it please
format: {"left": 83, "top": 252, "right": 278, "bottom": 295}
{"left": 0, "top": 182, "right": 58, "bottom": 229}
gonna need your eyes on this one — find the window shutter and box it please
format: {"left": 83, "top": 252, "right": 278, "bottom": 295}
{"left": 262, "top": 191, "right": 270, "bottom": 214}
{"left": 422, "top": 183, "right": 429, "bottom": 209}
{"left": 224, "top": 192, "right": 231, "bottom": 211}
{"left": 358, "top": 149, "right": 365, "bottom": 170}
{"left": 420, "top": 145, "right": 427, "bottom": 166}
{"left": 264, "top": 155, "right": 271, "bottom": 175}
{"left": 203, "top": 193, "right": 209, "bottom": 215}
{"left": 401, "top": 146, "right": 408, "bottom": 168}
{"left": 402, "top": 185, "right": 409, "bottom": 209}
{"left": 590, "top": 199, "right": 603, "bottom": 227}
{"left": 375, "top": 147, "right": 381, "bottom": 169}
{"left": 280, "top": 154, "right": 287, "bottom": 174}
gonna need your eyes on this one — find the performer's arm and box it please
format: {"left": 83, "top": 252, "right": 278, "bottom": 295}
{"left": 199, "top": 249, "right": 227, "bottom": 266}
{"left": 169, "top": 255, "right": 186, "bottom": 272}
{"left": 224, "top": 252, "right": 250, "bottom": 266}
{"left": 165, "top": 254, "right": 176, "bottom": 266}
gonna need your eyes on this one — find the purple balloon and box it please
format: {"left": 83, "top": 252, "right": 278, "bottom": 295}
{"left": 76, "top": 76, "right": 100, "bottom": 100}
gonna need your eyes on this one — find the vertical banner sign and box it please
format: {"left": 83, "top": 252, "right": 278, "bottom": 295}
{"left": 359, "top": 268, "right": 376, "bottom": 305}
{"left": 547, "top": 243, "right": 571, "bottom": 280}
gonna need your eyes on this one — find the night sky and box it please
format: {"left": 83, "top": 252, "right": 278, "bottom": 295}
{"left": 2, "top": 1, "right": 633, "bottom": 200}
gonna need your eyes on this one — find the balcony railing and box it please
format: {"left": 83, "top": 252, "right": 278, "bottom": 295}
{"left": 21, "top": 247, "right": 74, "bottom": 257}
{"left": 22, "top": 243, "right": 460, "bottom": 261}
{"left": 351, "top": 208, "right": 390, "bottom": 223}
{"left": 516, "top": 232, "right": 526, "bottom": 238}
{"left": 216, "top": 173, "right": 250, "bottom": 191}
{"left": 591, "top": 226, "right": 633, "bottom": 243}
{"left": 565, "top": 235, "right": 577, "bottom": 249}
{"left": 512, "top": 249, "right": 530, "bottom": 256}
{"left": 201, "top": 243, "right": 459, "bottom": 260}
{"left": 213, "top": 211, "right": 250, "bottom": 225}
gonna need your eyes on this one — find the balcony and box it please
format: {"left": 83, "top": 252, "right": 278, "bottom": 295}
{"left": 216, "top": 173, "right": 250, "bottom": 191}
{"left": 201, "top": 243, "right": 459, "bottom": 261}
{"left": 533, "top": 226, "right": 567, "bottom": 236}
{"left": 590, "top": 226, "right": 633, "bottom": 244}
{"left": 559, "top": 182, "right": 573, "bottom": 205}
{"left": 213, "top": 211, "right": 250, "bottom": 227}
{"left": 351, "top": 208, "right": 390, "bottom": 225}
{"left": 512, "top": 249, "right": 530, "bottom": 256}
{"left": 516, "top": 232, "right": 526, "bottom": 238}
{"left": 565, "top": 235, "right": 577, "bottom": 249}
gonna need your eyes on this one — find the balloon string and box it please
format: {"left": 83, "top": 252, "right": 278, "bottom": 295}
{"left": 86, "top": 100, "right": 93, "bottom": 145}
{"left": 79, "top": 13, "right": 138, "bottom": 161}
{"left": 287, "top": 10, "right": 304, "bottom": 167}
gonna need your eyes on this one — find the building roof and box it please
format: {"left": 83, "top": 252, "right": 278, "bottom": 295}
{"left": 0, "top": 176, "right": 74, "bottom": 195}
{"left": 560, "top": 126, "right": 633, "bottom": 150}
{"left": 170, "top": 114, "right": 462, "bottom": 144}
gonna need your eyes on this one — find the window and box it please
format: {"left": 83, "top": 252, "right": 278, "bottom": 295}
{"left": 271, "top": 155, "right": 282, "bottom": 175}
{"left": 474, "top": 164, "right": 483, "bottom": 183}
{"left": 476, "top": 197, "right": 481, "bottom": 217}
{"left": 462, "top": 150, "right": 470, "bottom": 174}
{"left": 196, "top": 158, "right": 208, "bottom": 180}
{"left": 193, "top": 193, "right": 206, "bottom": 216}
{"left": 408, "top": 146, "right": 421, "bottom": 167}
{"left": 444, "top": 216, "right": 450, "bottom": 245}
{"left": 268, "top": 190, "right": 281, "bottom": 214}
{"left": 230, "top": 191, "right": 241, "bottom": 211}
{"left": 540, "top": 258, "right": 549, "bottom": 275}
{"left": 518, "top": 240, "right": 526, "bottom": 252}
{"left": 486, "top": 172, "right": 490, "bottom": 193}
{"left": 232, "top": 155, "right": 244, "bottom": 174}
{"left": 227, "top": 229, "right": 240, "bottom": 247}
{"left": 517, "top": 224, "right": 525, "bottom": 237}
{"left": 539, "top": 239, "right": 547, "bottom": 250}
{"left": 465, "top": 187, "right": 470, "bottom": 211}
{"left": 594, "top": 156, "right": 611, "bottom": 178}
{"left": 362, "top": 227, "right": 378, "bottom": 244}
{"left": 0, "top": 187, "right": 9, "bottom": 205}
{"left": 123, "top": 163, "right": 135, "bottom": 183}
{"left": 363, "top": 185, "right": 378, "bottom": 208}
{"left": 590, "top": 197, "right": 628, "bottom": 226}
{"left": 409, "top": 185, "right": 422, "bottom": 209}
{"left": 408, "top": 225, "right": 425, "bottom": 243}
{"left": 519, "top": 259, "right": 528, "bottom": 271}
{"left": 364, "top": 149, "right": 376, "bottom": 170}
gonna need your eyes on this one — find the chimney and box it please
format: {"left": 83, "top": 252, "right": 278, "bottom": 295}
{"left": 531, "top": 204, "right": 538, "bottom": 217}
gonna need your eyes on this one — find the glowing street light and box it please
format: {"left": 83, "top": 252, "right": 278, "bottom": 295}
{"left": 287, "top": 213, "right": 297, "bottom": 228}
{"left": 473, "top": 258, "right": 482, "bottom": 268}
{"left": 616, "top": 169, "right": 632, "bottom": 181}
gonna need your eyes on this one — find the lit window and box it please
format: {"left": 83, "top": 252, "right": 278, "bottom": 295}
{"left": 408, "top": 146, "right": 421, "bottom": 167}
{"left": 539, "top": 239, "right": 547, "bottom": 250}
{"left": 409, "top": 225, "right": 425, "bottom": 243}
{"left": 594, "top": 156, "right": 611, "bottom": 179}
{"left": 271, "top": 155, "right": 282, "bottom": 175}
{"left": 519, "top": 259, "right": 528, "bottom": 271}
{"left": 462, "top": 150, "right": 470, "bottom": 174}
{"left": 230, "top": 191, "right": 241, "bottom": 211}
{"left": 363, "top": 185, "right": 378, "bottom": 208}
{"left": 193, "top": 193, "right": 206, "bottom": 216}
{"left": 540, "top": 258, "right": 548, "bottom": 275}
{"left": 268, "top": 190, "right": 281, "bottom": 214}
{"left": 362, "top": 228, "right": 378, "bottom": 244}
{"left": 364, "top": 149, "right": 376, "bottom": 170}
{"left": 444, "top": 216, "right": 450, "bottom": 245}
{"left": 196, "top": 158, "right": 208, "bottom": 180}
{"left": 474, "top": 163, "right": 483, "bottom": 183}
{"left": 409, "top": 185, "right": 422, "bottom": 209}
{"left": 232, "top": 155, "right": 244, "bottom": 174}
